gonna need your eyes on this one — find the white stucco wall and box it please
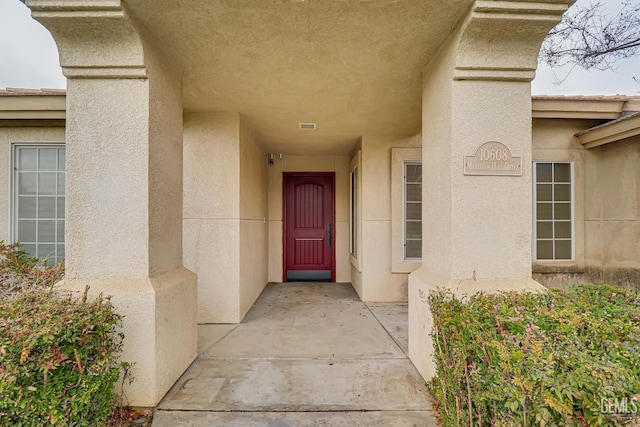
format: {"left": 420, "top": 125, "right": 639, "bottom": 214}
{"left": 584, "top": 135, "right": 640, "bottom": 286}
{"left": 66, "top": 79, "right": 156, "bottom": 278}
{"left": 356, "top": 134, "right": 422, "bottom": 301}
{"left": 55, "top": 36, "right": 198, "bottom": 406}
{"left": 0, "top": 127, "right": 66, "bottom": 243}
{"left": 183, "top": 112, "right": 269, "bottom": 323}
{"left": 147, "top": 57, "right": 186, "bottom": 277}
{"left": 184, "top": 112, "right": 241, "bottom": 323}
{"left": 407, "top": 2, "right": 560, "bottom": 380}
{"left": 239, "top": 122, "right": 269, "bottom": 318}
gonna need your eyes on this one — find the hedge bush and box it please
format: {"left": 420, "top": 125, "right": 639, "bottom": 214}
{"left": 0, "top": 242, "right": 64, "bottom": 298}
{"left": 429, "top": 284, "right": 640, "bottom": 426}
{"left": 0, "top": 243, "right": 126, "bottom": 426}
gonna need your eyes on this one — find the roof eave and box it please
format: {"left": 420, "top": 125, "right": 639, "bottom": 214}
{"left": 0, "top": 94, "right": 66, "bottom": 121}
{"left": 531, "top": 96, "right": 640, "bottom": 119}
{"left": 575, "top": 112, "right": 640, "bottom": 149}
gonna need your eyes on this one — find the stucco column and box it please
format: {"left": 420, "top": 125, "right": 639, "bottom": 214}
{"left": 27, "top": 1, "right": 197, "bottom": 406}
{"left": 408, "top": 0, "right": 573, "bottom": 380}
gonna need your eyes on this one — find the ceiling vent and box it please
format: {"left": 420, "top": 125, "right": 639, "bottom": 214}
{"left": 299, "top": 122, "right": 317, "bottom": 130}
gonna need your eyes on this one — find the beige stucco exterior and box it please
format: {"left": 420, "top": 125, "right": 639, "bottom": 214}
{"left": 183, "top": 112, "right": 269, "bottom": 324}
{"left": 406, "top": 0, "right": 570, "bottom": 381}
{"left": 0, "top": 126, "right": 65, "bottom": 243}
{"left": 3, "top": 0, "right": 634, "bottom": 408}
{"left": 531, "top": 106, "right": 640, "bottom": 288}
{"left": 583, "top": 135, "right": 640, "bottom": 286}
{"left": 531, "top": 118, "right": 592, "bottom": 286}
{"left": 19, "top": 1, "right": 199, "bottom": 406}
{"left": 349, "top": 135, "right": 422, "bottom": 302}
{"left": 6, "top": 98, "right": 637, "bottom": 291}
{"left": 4, "top": 88, "right": 640, "bottom": 405}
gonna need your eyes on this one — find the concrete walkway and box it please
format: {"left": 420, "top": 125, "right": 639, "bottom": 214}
{"left": 153, "top": 283, "right": 438, "bottom": 426}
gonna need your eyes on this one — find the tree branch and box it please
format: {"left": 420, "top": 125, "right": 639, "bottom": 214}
{"left": 540, "top": 1, "right": 640, "bottom": 71}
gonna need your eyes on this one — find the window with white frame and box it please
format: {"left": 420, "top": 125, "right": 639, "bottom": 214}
{"left": 534, "top": 162, "right": 572, "bottom": 260}
{"left": 404, "top": 161, "right": 422, "bottom": 260}
{"left": 13, "top": 145, "right": 65, "bottom": 264}
{"left": 350, "top": 166, "right": 358, "bottom": 257}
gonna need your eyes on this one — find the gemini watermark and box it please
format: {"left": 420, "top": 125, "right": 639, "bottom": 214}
{"left": 600, "top": 396, "right": 639, "bottom": 420}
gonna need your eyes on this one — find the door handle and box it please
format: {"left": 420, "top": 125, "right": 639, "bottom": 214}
{"left": 327, "top": 223, "right": 332, "bottom": 247}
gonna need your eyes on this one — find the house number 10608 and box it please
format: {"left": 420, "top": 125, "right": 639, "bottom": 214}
{"left": 464, "top": 141, "right": 523, "bottom": 176}
{"left": 479, "top": 149, "right": 509, "bottom": 161}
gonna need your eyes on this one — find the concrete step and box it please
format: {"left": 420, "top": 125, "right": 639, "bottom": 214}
{"left": 152, "top": 410, "right": 438, "bottom": 426}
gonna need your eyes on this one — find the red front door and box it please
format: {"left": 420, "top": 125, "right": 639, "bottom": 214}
{"left": 283, "top": 173, "right": 335, "bottom": 282}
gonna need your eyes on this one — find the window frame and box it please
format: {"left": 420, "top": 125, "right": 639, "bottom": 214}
{"left": 403, "top": 160, "right": 422, "bottom": 261}
{"left": 349, "top": 150, "right": 362, "bottom": 271}
{"left": 391, "top": 147, "right": 422, "bottom": 273}
{"left": 11, "top": 143, "right": 66, "bottom": 264}
{"left": 350, "top": 166, "right": 358, "bottom": 257}
{"left": 533, "top": 161, "right": 574, "bottom": 261}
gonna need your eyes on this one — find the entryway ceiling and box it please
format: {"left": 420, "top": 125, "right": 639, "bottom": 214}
{"left": 125, "top": 0, "right": 473, "bottom": 154}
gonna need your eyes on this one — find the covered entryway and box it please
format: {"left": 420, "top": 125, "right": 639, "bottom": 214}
{"left": 26, "top": 0, "right": 572, "bottom": 406}
{"left": 153, "top": 283, "right": 437, "bottom": 425}
{"left": 283, "top": 173, "right": 336, "bottom": 282}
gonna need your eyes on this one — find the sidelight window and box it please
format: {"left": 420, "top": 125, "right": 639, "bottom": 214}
{"left": 404, "top": 161, "right": 422, "bottom": 260}
{"left": 350, "top": 167, "right": 358, "bottom": 257}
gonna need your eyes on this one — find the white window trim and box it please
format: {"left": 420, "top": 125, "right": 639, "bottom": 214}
{"left": 532, "top": 161, "right": 575, "bottom": 262}
{"left": 349, "top": 151, "right": 362, "bottom": 272}
{"left": 11, "top": 142, "right": 66, "bottom": 262}
{"left": 349, "top": 166, "right": 358, "bottom": 257}
{"left": 391, "top": 147, "right": 422, "bottom": 273}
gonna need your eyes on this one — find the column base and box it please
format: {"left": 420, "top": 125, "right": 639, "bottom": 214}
{"left": 58, "top": 267, "right": 197, "bottom": 406}
{"left": 407, "top": 267, "right": 544, "bottom": 382}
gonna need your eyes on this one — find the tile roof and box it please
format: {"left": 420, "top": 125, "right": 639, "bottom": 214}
{"left": 575, "top": 111, "right": 640, "bottom": 136}
{"left": 0, "top": 88, "right": 66, "bottom": 96}
{"left": 532, "top": 95, "right": 640, "bottom": 101}
{"left": 2, "top": 90, "right": 639, "bottom": 101}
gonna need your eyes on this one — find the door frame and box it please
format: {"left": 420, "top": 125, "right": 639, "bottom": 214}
{"left": 282, "top": 172, "right": 336, "bottom": 282}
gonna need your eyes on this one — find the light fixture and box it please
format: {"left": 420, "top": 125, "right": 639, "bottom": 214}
{"left": 299, "top": 123, "right": 317, "bottom": 130}
{"left": 268, "top": 154, "right": 275, "bottom": 166}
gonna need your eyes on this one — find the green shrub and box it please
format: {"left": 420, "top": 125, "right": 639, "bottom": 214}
{"left": 0, "top": 243, "right": 127, "bottom": 426}
{"left": 0, "top": 242, "right": 64, "bottom": 298}
{"left": 429, "top": 284, "right": 640, "bottom": 426}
